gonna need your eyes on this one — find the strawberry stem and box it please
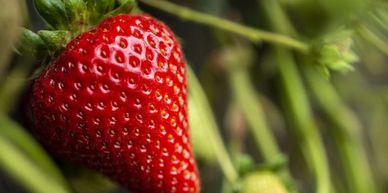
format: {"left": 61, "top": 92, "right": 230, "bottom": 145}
{"left": 226, "top": 46, "right": 280, "bottom": 164}
{"left": 275, "top": 48, "right": 332, "bottom": 193}
{"left": 301, "top": 62, "right": 376, "bottom": 193}
{"left": 259, "top": 1, "right": 333, "bottom": 193}
{"left": 223, "top": 45, "right": 297, "bottom": 191}
{"left": 0, "top": 121, "right": 71, "bottom": 193}
{"left": 187, "top": 66, "right": 239, "bottom": 184}
{"left": 138, "top": 0, "right": 310, "bottom": 52}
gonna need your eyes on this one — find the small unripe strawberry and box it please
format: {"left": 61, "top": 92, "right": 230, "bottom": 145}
{"left": 240, "top": 171, "right": 289, "bottom": 193}
{"left": 29, "top": 14, "right": 200, "bottom": 193}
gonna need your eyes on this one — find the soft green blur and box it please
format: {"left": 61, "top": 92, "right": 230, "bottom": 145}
{"left": 1, "top": 0, "right": 388, "bottom": 193}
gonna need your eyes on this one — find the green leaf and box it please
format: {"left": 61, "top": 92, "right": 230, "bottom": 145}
{"left": 236, "top": 154, "right": 255, "bottom": 176}
{"left": 103, "top": 0, "right": 137, "bottom": 19}
{"left": 63, "top": 0, "right": 86, "bottom": 26}
{"left": 318, "top": 45, "right": 341, "bottom": 64}
{"left": 94, "top": 0, "right": 116, "bottom": 15}
{"left": 38, "top": 30, "right": 70, "bottom": 50}
{"left": 82, "top": 0, "right": 119, "bottom": 24}
{"left": 343, "top": 51, "right": 359, "bottom": 63}
{"left": 329, "top": 61, "right": 355, "bottom": 73}
{"left": 317, "top": 65, "right": 331, "bottom": 79}
{"left": 16, "top": 28, "right": 47, "bottom": 55}
{"left": 314, "top": 30, "right": 358, "bottom": 74}
{"left": 34, "top": 0, "right": 68, "bottom": 29}
{"left": 0, "top": 115, "right": 68, "bottom": 187}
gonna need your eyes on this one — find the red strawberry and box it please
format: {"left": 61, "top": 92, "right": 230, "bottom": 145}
{"left": 29, "top": 14, "right": 200, "bottom": 193}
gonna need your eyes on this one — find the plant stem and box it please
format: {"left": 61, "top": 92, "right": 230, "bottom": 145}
{"left": 193, "top": 0, "right": 295, "bottom": 189}
{"left": 0, "top": 115, "right": 69, "bottom": 187}
{"left": 275, "top": 48, "right": 332, "bottom": 193}
{"left": 356, "top": 24, "right": 388, "bottom": 54}
{"left": 227, "top": 57, "right": 297, "bottom": 192}
{"left": 301, "top": 63, "right": 376, "bottom": 193}
{"left": 138, "top": 0, "right": 309, "bottom": 52}
{"left": 0, "top": 133, "right": 71, "bottom": 193}
{"left": 228, "top": 63, "right": 280, "bottom": 164}
{"left": 187, "top": 66, "right": 239, "bottom": 184}
{"left": 259, "top": 1, "right": 332, "bottom": 193}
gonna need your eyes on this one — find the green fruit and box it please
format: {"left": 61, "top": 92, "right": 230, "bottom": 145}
{"left": 240, "top": 171, "right": 289, "bottom": 193}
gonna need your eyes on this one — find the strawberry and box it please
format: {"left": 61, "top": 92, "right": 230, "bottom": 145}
{"left": 29, "top": 14, "right": 200, "bottom": 193}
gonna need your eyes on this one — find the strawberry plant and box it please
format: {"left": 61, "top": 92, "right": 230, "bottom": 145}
{"left": 0, "top": 0, "right": 388, "bottom": 193}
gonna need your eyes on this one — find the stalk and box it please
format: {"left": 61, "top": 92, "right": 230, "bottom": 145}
{"left": 226, "top": 54, "right": 296, "bottom": 191}
{"left": 259, "top": 1, "right": 333, "bottom": 193}
{"left": 274, "top": 48, "right": 332, "bottom": 193}
{"left": 187, "top": 66, "right": 239, "bottom": 184}
{"left": 301, "top": 63, "right": 376, "bottom": 193}
{"left": 138, "top": 0, "right": 309, "bottom": 52}
{"left": 0, "top": 134, "right": 71, "bottom": 193}
{"left": 227, "top": 56, "right": 281, "bottom": 164}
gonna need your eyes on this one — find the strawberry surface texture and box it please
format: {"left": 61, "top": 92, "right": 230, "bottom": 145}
{"left": 29, "top": 14, "right": 200, "bottom": 193}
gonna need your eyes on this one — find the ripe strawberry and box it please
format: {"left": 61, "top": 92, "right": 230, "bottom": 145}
{"left": 29, "top": 14, "right": 200, "bottom": 193}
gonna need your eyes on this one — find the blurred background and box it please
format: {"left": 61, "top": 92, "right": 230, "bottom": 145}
{"left": 1, "top": 0, "right": 388, "bottom": 193}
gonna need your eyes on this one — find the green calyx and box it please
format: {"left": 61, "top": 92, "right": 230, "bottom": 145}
{"left": 104, "top": 0, "right": 137, "bottom": 19}
{"left": 17, "top": 28, "right": 70, "bottom": 56}
{"left": 239, "top": 171, "right": 290, "bottom": 193}
{"left": 33, "top": 0, "right": 137, "bottom": 32}
{"left": 21, "top": 0, "right": 137, "bottom": 58}
{"left": 34, "top": 0, "right": 68, "bottom": 30}
{"left": 311, "top": 28, "right": 359, "bottom": 78}
{"left": 17, "top": 28, "right": 47, "bottom": 55}
{"left": 37, "top": 30, "right": 71, "bottom": 51}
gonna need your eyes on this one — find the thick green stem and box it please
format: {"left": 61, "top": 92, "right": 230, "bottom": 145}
{"left": 187, "top": 66, "right": 239, "bottom": 184}
{"left": 0, "top": 115, "right": 68, "bottom": 187}
{"left": 302, "top": 63, "right": 376, "bottom": 193}
{"left": 259, "top": 1, "right": 332, "bottom": 193}
{"left": 228, "top": 67, "right": 280, "bottom": 163}
{"left": 0, "top": 133, "right": 71, "bottom": 193}
{"left": 227, "top": 62, "right": 297, "bottom": 192}
{"left": 193, "top": 0, "right": 295, "bottom": 189}
{"left": 138, "top": 0, "right": 309, "bottom": 52}
{"left": 275, "top": 48, "right": 332, "bottom": 193}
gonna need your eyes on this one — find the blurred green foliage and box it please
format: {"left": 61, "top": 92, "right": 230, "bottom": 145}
{"left": 1, "top": 0, "right": 388, "bottom": 193}
{"left": 0, "top": 0, "right": 23, "bottom": 76}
